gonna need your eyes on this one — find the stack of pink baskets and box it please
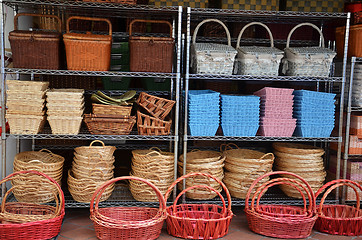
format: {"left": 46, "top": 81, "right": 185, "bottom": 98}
{"left": 254, "top": 87, "right": 296, "bottom": 137}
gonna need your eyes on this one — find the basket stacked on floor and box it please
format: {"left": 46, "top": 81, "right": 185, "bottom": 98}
{"left": 221, "top": 143, "right": 274, "bottom": 199}
{"left": 47, "top": 89, "right": 84, "bottom": 135}
{"left": 68, "top": 140, "right": 116, "bottom": 203}
{"left": 188, "top": 90, "right": 220, "bottom": 136}
{"left": 273, "top": 142, "right": 326, "bottom": 198}
{"left": 254, "top": 87, "right": 296, "bottom": 137}
{"left": 220, "top": 95, "right": 260, "bottom": 136}
{"left": 0, "top": 170, "right": 65, "bottom": 240}
{"left": 12, "top": 149, "right": 65, "bottom": 203}
{"left": 293, "top": 90, "right": 336, "bottom": 137}
{"left": 178, "top": 150, "right": 225, "bottom": 200}
{"left": 6, "top": 80, "right": 48, "bottom": 134}
{"left": 136, "top": 92, "right": 175, "bottom": 135}
{"left": 129, "top": 148, "right": 174, "bottom": 202}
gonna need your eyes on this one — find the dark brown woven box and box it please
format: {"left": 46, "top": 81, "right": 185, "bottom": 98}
{"left": 84, "top": 114, "right": 136, "bottom": 135}
{"left": 137, "top": 111, "right": 172, "bottom": 136}
{"left": 129, "top": 19, "right": 174, "bottom": 73}
{"left": 9, "top": 13, "right": 62, "bottom": 70}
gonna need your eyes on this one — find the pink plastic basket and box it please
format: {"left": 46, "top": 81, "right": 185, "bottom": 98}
{"left": 261, "top": 118, "right": 296, "bottom": 125}
{"left": 260, "top": 111, "right": 293, "bottom": 119}
{"left": 259, "top": 123, "right": 296, "bottom": 137}
{"left": 254, "top": 87, "right": 294, "bottom": 96}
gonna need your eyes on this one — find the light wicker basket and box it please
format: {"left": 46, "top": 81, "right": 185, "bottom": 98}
{"left": 92, "top": 103, "right": 132, "bottom": 116}
{"left": 6, "top": 114, "right": 46, "bottom": 134}
{"left": 6, "top": 80, "right": 49, "bottom": 91}
{"left": 48, "top": 116, "right": 83, "bottom": 135}
{"left": 74, "top": 140, "right": 116, "bottom": 159}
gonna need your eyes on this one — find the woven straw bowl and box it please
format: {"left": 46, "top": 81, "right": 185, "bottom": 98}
{"left": 74, "top": 140, "right": 116, "bottom": 159}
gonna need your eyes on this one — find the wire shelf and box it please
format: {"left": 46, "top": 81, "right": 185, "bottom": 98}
{"left": 185, "top": 135, "right": 341, "bottom": 142}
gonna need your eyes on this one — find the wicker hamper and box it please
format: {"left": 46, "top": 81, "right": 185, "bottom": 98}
{"left": 282, "top": 23, "right": 336, "bottom": 77}
{"left": 129, "top": 19, "right": 174, "bottom": 73}
{"left": 9, "top": 13, "right": 61, "bottom": 70}
{"left": 63, "top": 16, "right": 112, "bottom": 71}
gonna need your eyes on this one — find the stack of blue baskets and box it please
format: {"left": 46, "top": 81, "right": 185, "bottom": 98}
{"left": 293, "top": 90, "right": 336, "bottom": 137}
{"left": 220, "top": 95, "right": 260, "bottom": 136}
{"left": 188, "top": 90, "right": 220, "bottom": 136}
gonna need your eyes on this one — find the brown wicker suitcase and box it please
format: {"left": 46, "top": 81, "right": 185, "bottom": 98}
{"left": 129, "top": 19, "right": 174, "bottom": 73}
{"left": 63, "top": 16, "right": 112, "bottom": 71}
{"left": 9, "top": 13, "right": 62, "bottom": 70}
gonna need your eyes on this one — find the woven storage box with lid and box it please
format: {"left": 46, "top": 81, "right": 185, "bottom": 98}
{"left": 129, "top": 20, "right": 174, "bottom": 73}
{"left": 191, "top": 19, "right": 237, "bottom": 75}
{"left": 282, "top": 23, "right": 336, "bottom": 77}
{"left": 63, "top": 16, "right": 112, "bottom": 71}
{"left": 9, "top": 13, "right": 61, "bottom": 70}
{"left": 234, "top": 22, "right": 283, "bottom": 76}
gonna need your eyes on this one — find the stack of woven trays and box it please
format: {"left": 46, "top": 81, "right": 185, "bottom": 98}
{"left": 346, "top": 63, "right": 362, "bottom": 107}
{"left": 129, "top": 148, "right": 174, "bottom": 202}
{"left": 136, "top": 92, "right": 175, "bottom": 135}
{"left": 84, "top": 103, "right": 136, "bottom": 135}
{"left": 221, "top": 144, "right": 274, "bottom": 199}
{"left": 178, "top": 150, "right": 225, "bottom": 200}
{"left": 6, "top": 80, "right": 48, "bottom": 134}
{"left": 68, "top": 140, "right": 116, "bottom": 203}
{"left": 273, "top": 142, "right": 326, "bottom": 198}
{"left": 188, "top": 90, "right": 220, "bottom": 136}
{"left": 254, "top": 87, "right": 296, "bottom": 137}
{"left": 220, "top": 95, "right": 260, "bottom": 136}
{"left": 293, "top": 90, "right": 336, "bottom": 137}
{"left": 47, "top": 89, "right": 84, "bottom": 135}
{"left": 12, "top": 149, "right": 65, "bottom": 203}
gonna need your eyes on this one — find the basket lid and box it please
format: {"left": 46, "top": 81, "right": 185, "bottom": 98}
{"left": 238, "top": 46, "right": 284, "bottom": 55}
{"left": 194, "top": 42, "right": 237, "bottom": 53}
{"left": 9, "top": 30, "right": 61, "bottom": 39}
{"left": 63, "top": 32, "right": 112, "bottom": 41}
{"left": 286, "top": 47, "right": 336, "bottom": 55}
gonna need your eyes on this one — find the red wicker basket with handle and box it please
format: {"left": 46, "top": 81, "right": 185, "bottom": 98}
{"left": 0, "top": 170, "right": 65, "bottom": 240}
{"left": 245, "top": 171, "right": 318, "bottom": 239}
{"left": 90, "top": 176, "right": 167, "bottom": 240}
{"left": 314, "top": 179, "right": 362, "bottom": 236}
{"left": 164, "top": 172, "right": 233, "bottom": 239}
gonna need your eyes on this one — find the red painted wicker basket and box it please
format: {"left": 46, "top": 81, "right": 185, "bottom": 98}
{"left": 90, "top": 176, "right": 167, "bottom": 240}
{"left": 164, "top": 172, "right": 233, "bottom": 239}
{"left": 245, "top": 171, "right": 318, "bottom": 239}
{"left": 0, "top": 170, "right": 65, "bottom": 240}
{"left": 314, "top": 179, "right": 362, "bottom": 236}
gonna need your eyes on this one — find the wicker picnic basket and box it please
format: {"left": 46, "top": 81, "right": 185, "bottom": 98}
{"left": 282, "top": 23, "right": 336, "bottom": 77}
{"left": 234, "top": 22, "right": 283, "bottom": 76}
{"left": 314, "top": 179, "right": 362, "bottom": 236}
{"left": 90, "top": 176, "right": 167, "bottom": 240}
{"left": 63, "top": 16, "right": 112, "bottom": 71}
{"left": 0, "top": 170, "right": 64, "bottom": 240}
{"left": 9, "top": 13, "right": 62, "bottom": 70}
{"left": 137, "top": 111, "right": 172, "bottom": 135}
{"left": 191, "top": 19, "right": 237, "bottom": 75}
{"left": 129, "top": 19, "right": 174, "bottom": 73}
{"left": 245, "top": 171, "right": 318, "bottom": 239}
{"left": 165, "top": 172, "right": 233, "bottom": 239}
{"left": 137, "top": 92, "right": 176, "bottom": 120}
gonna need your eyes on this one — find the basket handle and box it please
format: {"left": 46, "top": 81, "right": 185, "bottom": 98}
{"left": 165, "top": 172, "right": 232, "bottom": 212}
{"left": 236, "top": 22, "right": 274, "bottom": 48}
{"left": 14, "top": 13, "right": 62, "bottom": 32}
{"left": 220, "top": 143, "right": 239, "bottom": 152}
{"left": 90, "top": 176, "right": 166, "bottom": 225}
{"left": 192, "top": 19, "right": 232, "bottom": 46}
{"left": 129, "top": 19, "right": 172, "bottom": 37}
{"left": 259, "top": 152, "right": 274, "bottom": 161}
{"left": 172, "top": 184, "right": 227, "bottom": 216}
{"left": 66, "top": 16, "right": 112, "bottom": 37}
{"left": 39, "top": 148, "right": 55, "bottom": 155}
{"left": 286, "top": 22, "right": 325, "bottom": 48}
{"left": 88, "top": 140, "right": 106, "bottom": 147}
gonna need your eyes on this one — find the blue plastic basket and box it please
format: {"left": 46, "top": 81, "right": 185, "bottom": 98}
{"left": 294, "top": 124, "right": 335, "bottom": 137}
{"left": 188, "top": 123, "right": 219, "bottom": 136}
{"left": 188, "top": 90, "right": 220, "bottom": 101}
{"left": 221, "top": 123, "right": 259, "bottom": 137}
{"left": 221, "top": 94, "right": 260, "bottom": 104}
{"left": 293, "top": 96, "right": 336, "bottom": 104}
{"left": 221, "top": 117, "right": 260, "bottom": 124}
{"left": 293, "top": 90, "right": 336, "bottom": 101}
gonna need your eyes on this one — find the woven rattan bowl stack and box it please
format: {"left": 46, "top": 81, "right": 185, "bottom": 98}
{"left": 221, "top": 143, "right": 274, "bottom": 199}
{"left": 6, "top": 80, "right": 48, "bottom": 134}
{"left": 129, "top": 147, "right": 174, "bottom": 202}
{"left": 68, "top": 140, "right": 116, "bottom": 203}
{"left": 178, "top": 150, "right": 225, "bottom": 200}
{"left": 46, "top": 89, "right": 84, "bottom": 135}
{"left": 273, "top": 142, "right": 326, "bottom": 198}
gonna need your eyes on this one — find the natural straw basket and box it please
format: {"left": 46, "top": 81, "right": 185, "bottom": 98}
{"left": 84, "top": 114, "right": 136, "bottom": 135}
{"left": 221, "top": 143, "right": 275, "bottom": 164}
{"left": 136, "top": 92, "right": 176, "bottom": 120}
{"left": 314, "top": 179, "right": 362, "bottom": 236}
{"left": 272, "top": 142, "right": 325, "bottom": 155}
{"left": 0, "top": 170, "right": 64, "bottom": 240}
{"left": 90, "top": 176, "right": 167, "bottom": 240}
{"left": 165, "top": 172, "right": 233, "bottom": 239}
{"left": 6, "top": 80, "right": 49, "bottom": 92}
{"left": 74, "top": 140, "right": 116, "bottom": 159}
{"left": 132, "top": 147, "right": 174, "bottom": 164}
{"left": 92, "top": 103, "right": 132, "bottom": 117}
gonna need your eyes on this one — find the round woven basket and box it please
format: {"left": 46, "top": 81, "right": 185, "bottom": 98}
{"left": 181, "top": 150, "right": 223, "bottom": 164}
{"left": 73, "top": 156, "right": 115, "bottom": 169}
{"left": 129, "top": 176, "right": 172, "bottom": 202}
{"left": 275, "top": 157, "right": 324, "bottom": 168}
{"left": 274, "top": 150, "right": 324, "bottom": 159}
{"left": 71, "top": 166, "right": 114, "bottom": 181}
{"left": 131, "top": 160, "right": 174, "bottom": 173}
{"left": 73, "top": 152, "right": 115, "bottom": 164}
{"left": 224, "top": 161, "right": 273, "bottom": 174}
{"left": 275, "top": 161, "right": 325, "bottom": 172}
{"left": 221, "top": 143, "right": 275, "bottom": 165}
{"left": 272, "top": 142, "right": 324, "bottom": 155}
{"left": 74, "top": 140, "right": 116, "bottom": 159}
{"left": 14, "top": 149, "right": 64, "bottom": 172}
{"left": 132, "top": 147, "right": 174, "bottom": 164}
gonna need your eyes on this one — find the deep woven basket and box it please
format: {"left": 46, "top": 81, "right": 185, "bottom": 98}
{"left": 92, "top": 103, "right": 132, "bottom": 116}
{"left": 84, "top": 114, "right": 136, "bottom": 135}
{"left": 136, "top": 92, "right": 175, "bottom": 120}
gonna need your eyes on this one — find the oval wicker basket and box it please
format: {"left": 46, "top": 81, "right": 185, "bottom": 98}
{"left": 74, "top": 140, "right": 116, "bottom": 158}
{"left": 272, "top": 142, "right": 324, "bottom": 155}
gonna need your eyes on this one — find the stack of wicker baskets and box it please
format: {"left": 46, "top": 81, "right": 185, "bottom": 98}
{"left": 6, "top": 80, "right": 48, "bottom": 134}
{"left": 68, "top": 140, "right": 116, "bottom": 203}
{"left": 178, "top": 150, "right": 225, "bottom": 200}
{"left": 12, "top": 149, "right": 65, "bottom": 203}
{"left": 221, "top": 143, "right": 275, "bottom": 199}
{"left": 129, "top": 148, "right": 174, "bottom": 202}
{"left": 273, "top": 142, "right": 326, "bottom": 198}
{"left": 47, "top": 89, "right": 84, "bottom": 135}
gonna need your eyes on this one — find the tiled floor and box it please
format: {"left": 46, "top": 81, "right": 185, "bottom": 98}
{"left": 57, "top": 207, "right": 361, "bottom": 240}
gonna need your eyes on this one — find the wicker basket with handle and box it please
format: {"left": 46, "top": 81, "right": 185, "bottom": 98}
{"left": 63, "top": 16, "right": 112, "bottom": 71}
